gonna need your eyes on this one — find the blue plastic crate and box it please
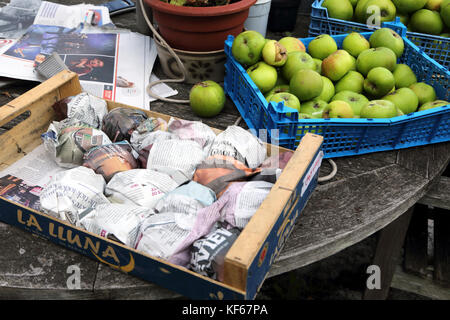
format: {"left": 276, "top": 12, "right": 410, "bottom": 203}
{"left": 224, "top": 27, "right": 450, "bottom": 158}
{"left": 309, "top": 0, "right": 450, "bottom": 69}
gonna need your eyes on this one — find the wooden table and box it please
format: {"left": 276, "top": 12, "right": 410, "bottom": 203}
{"left": 0, "top": 0, "right": 449, "bottom": 300}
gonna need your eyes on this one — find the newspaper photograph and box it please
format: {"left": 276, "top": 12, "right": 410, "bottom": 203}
{"left": 0, "top": 1, "right": 177, "bottom": 109}
{"left": 0, "top": 174, "right": 42, "bottom": 211}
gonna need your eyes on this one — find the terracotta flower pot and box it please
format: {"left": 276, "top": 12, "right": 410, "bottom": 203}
{"left": 144, "top": 0, "right": 257, "bottom": 52}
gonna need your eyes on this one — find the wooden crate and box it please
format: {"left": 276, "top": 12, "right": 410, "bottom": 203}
{"left": 0, "top": 71, "right": 323, "bottom": 300}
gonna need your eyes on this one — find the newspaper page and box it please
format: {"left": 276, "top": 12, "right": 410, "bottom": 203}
{"left": 32, "top": 1, "right": 112, "bottom": 29}
{"left": 0, "top": 39, "right": 16, "bottom": 87}
{"left": 0, "top": 143, "right": 66, "bottom": 212}
{"left": 0, "top": 144, "right": 66, "bottom": 187}
{"left": 0, "top": 1, "right": 177, "bottom": 109}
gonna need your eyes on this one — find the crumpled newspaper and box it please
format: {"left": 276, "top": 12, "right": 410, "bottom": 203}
{"left": 101, "top": 107, "right": 148, "bottom": 142}
{"left": 134, "top": 181, "right": 217, "bottom": 260}
{"left": 167, "top": 118, "right": 217, "bottom": 156}
{"left": 52, "top": 92, "right": 108, "bottom": 129}
{"left": 129, "top": 117, "right": 173, "bottom": 168}
{"left": 79, "top": 203, "right": 153, "bottom": 248}
{"left": 41, "top": 121, "right": 112, "bottom": 168}
{"left": 208, "top": 125, "right": 267, "bottom": 169}
{"left": 82, "top": 141, "right": 139, "bottom": 182}
{"left": 154, "top": 180, "right": 216, "bottom": 215}
{"left": 147, "top": 139, "right": 206, "bottom": 185}
{"left": 168, "top": 181, "right": 273, "bottom": 267}
{"left": 105, "top": 169, "right": 180, "bottom": 208}
{"left": 190, "top": 227, "right": 241, "bottom": 281}
{"left": 193, "top": 154, "right": 261, "bottom": 198}
{"left": 135, "top": 211, "right": 203, "bottom": 260}
{"left": 39, "top": 166, "right": 110, "bottom": 225}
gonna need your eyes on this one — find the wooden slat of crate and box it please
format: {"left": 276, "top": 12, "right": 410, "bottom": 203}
{"left": 0, "top": 72, "right": 82, "bottom": 170}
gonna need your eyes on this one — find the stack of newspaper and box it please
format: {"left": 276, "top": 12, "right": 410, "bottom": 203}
{"left": 0, "top": 0, "right": 177, "bottom": 108}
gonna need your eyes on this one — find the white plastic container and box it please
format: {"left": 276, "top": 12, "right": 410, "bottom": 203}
{"left": 244, "top": 0, "right": 272, "bottom": 37}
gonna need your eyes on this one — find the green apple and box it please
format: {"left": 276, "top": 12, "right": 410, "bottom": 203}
{"left": 278, "top": 37, "right": 306, "bottom": 54}
{"left": 322, "top": 0, "right": 354, "bottom": 20}
{"left": 307, "top": 34, "right": 338, "bottom": 60}
{"left": 331, "top": 91, "right": 369, "bottom": 116}
{"left": 418, "top": 100, "right": 449, "bottom": 111}
{"left": 356, "top": 0, "right": 397, "bottom": 24}
{"left": 342, "top": 32, "right": 370, "bottom": 58}
{"left": 426, "top": 0, "right": 443, "bottom": 11}
{"left": 363, "top": 67, "right": 395, "bottom": 98}
{"left": 281, "top": 51, "right": 316, "bottom": 81}
{"left": 382, "top": 88, "right": 419, "bottom": 114}
{"left": 369, "top": 28, "right": 405, "bottom": 58}
{"left": 265, "top": 84, "right": 290, "bottom": 99}
{"left": 349, "top": 0, "right": 358, "bottom": 6}
{"left": 441, "top": 0, "right": 450, "bottom": 28}
{"left": 356, "top": 47, "right": 397, "bottom": 76}
{"left": 300, "top": 99, "right": 329, "bottom": 118}
{"left": 393, "top": 0, "right": 428, "bottom": 13}
{"left": 316, "top": 76, "right": 335, "bottom": 102}
{"left": 268, "top": 92, "right": 301, "bottom": 113}
{"left": 231, "top": 30, "right": 266, "bottom": 66}
{"left": 393, "top": 64, "right": 417, "bottom": 88}
{"left": 409, "top": 82, "right": 437, "bottom": 105}
{"left": 262, "top": 40, "right": 288, "bottom": 67}
{"left": 247, "top": 61, "right": 278, "bottom": 93}
{"left": 360, "top": 100, "right": 398, "bottom": 118}
{"left": 321, "top": 50, "right": 355, "bottom": 81}
{"left": 313, "top": 58, "right": 322, "bottom": 73}
{"left": 335, "top": 71, "right": 365, "bottom": 93}
{"left": 410, "top": 9, "right": 444, "bottom": 35}
{"left": 189, "top": 80, "right": 225, "bottom": 118}
{"left": 323, "top": 100, "right": 354, "bottom": 118}
{"left": 354, "top": 0, "right": 371, "bottom": 22}
{"left": 289, "top": 69, "right": 324, "bottom": 101}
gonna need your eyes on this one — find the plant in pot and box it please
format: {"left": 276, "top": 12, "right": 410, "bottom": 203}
{"left": 146, "top": 0, "right": 257, "bottom": 52}
{"left": 139, "top": 0, "right": 256, "bottom": 102}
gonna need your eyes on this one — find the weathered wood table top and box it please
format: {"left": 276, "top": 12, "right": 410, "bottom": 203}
{"left": 0, "top": 0, "right": 449, "bottom": 299}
